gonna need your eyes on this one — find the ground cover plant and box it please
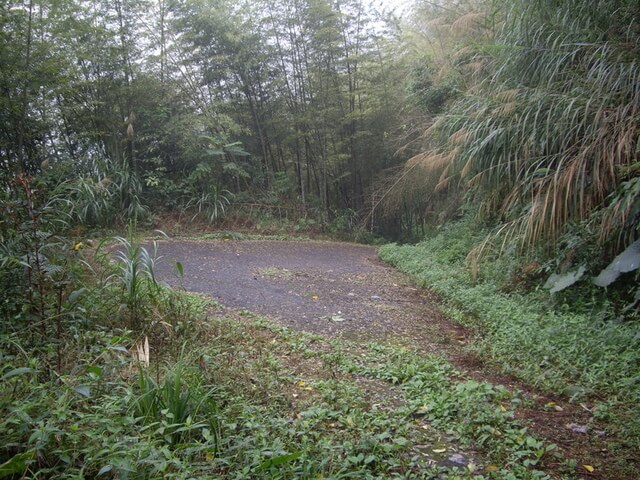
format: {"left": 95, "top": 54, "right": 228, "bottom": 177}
{"left": 0, "top": 178, "right": 582, "bottom": 478}
{"left": 0, "top": 305, "right": 570, "bottom": 479}
{"left": 379, "top": 218, "right": 640, "bottom": 458}
{"left": 0, "top": 173, "right": 634, "bottom": 478}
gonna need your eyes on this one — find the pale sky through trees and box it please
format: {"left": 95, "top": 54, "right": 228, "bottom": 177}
{"left": 369, "top": 0, "right": 413, "bottom": 16}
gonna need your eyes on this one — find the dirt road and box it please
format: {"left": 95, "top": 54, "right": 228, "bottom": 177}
{"left": 153, "top": 239, "right": 455, "bottom": 347}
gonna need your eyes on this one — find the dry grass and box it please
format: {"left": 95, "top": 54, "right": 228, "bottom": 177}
{"left": 389, "top": 0, "right": 640, "bottom": 255}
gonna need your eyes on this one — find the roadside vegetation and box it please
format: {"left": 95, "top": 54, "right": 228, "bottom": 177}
{"left": 0, "top": 179, "right": 558, "bottom": 478}
{"left": 375, "top": 1, "right": 640, "bottom": 473}
{"left": 380, "top": 219, "right": 640, "bottom": 453}
{"left": 0, "top": 214, "right": 566, "bottom": 479}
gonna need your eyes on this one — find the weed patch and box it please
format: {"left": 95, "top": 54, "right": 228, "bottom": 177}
{"left": 379, "top": 221, "right": 640, "bottom": 450}
{"left": 2, "top": 301, "right": 567, "bottom": 479}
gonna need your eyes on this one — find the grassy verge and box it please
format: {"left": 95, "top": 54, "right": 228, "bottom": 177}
{"left": 378, "top": 222, "right": 640, "bottom": 450}
{"left": 2, "top": 307, "right": 567, "bottom": 479}
{"left": 152, "top": 208, "right": 384, "bottom": 245}
{"left": 196, "top": 231, "right": 311, "bottom": 242}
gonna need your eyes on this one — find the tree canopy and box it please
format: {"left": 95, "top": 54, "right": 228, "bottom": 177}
{"left": 1, "top": 0, "right": 639, "bottom": 294}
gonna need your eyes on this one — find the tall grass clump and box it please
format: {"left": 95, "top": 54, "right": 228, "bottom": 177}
{"left": 459, "top": 1, "right": 637, "bottom": 245}
{"left": 386, "top": 0, "right": 640, "bottom": 262}
{"left": 0, "top": 173, "right": 222, "bottom": 477}
{"left": 65, "top": 157, "right": 148, "bottom": 228}
{"left": 110, "top": 226, "right": 165, "bottom": 331}
{"left": 0, "top": 174, "right": 83, "bottom": 372}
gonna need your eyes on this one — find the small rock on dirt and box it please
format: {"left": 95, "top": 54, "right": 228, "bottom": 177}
{"left": 567, "top": 423, "right": 589, "bottom": 434}
{"left": 445, "top": 453, "right": 469, "bottom": 467}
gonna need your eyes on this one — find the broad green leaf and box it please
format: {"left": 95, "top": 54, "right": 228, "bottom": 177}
{"left": 594, "top": 268, "right": 619, "bottom": 288}
{"left": 258, "top": 451, "right": 302, "bottom": 470}
{"left": 2, "top": 367, "right": 35, "bottom": 380}
{"left": 68, "top": 288, "right": 86, "bottom": 303}
{"left": 610, "top": 240, "right": 640, "bottom": 273}
{"left": 0, "top": 450, "right": 35, "bottom": 478}
{"left": 175, "top": 261, "right": 184, "bottom": 278}
{"left": 544, "top": 266, "right": 585, "bottom": 293}
{"left": 595, "top": 240, "right": 640, "bottom": 287}
{"left": 97, "top": 465, "right": 113, "bottom": 476}
{"left": 364, "top": 455, "right": 377, "bottom": 465}
{"left": 87, "top": 365, "right": 103, "bottom": 378}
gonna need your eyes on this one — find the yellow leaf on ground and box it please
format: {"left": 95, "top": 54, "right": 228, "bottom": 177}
{"left": 484, "top": 465, "right": 499, "bottom": 472}
{"left": 583, "top": 465, "right": 595, "bottom": 473}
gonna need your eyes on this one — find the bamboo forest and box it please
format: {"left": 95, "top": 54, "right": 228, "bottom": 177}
{"left": 1, "top": 0, "right": 639, "bottom": 478}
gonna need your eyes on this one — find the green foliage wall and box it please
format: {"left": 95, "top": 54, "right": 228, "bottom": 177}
{"left": 1, "top": 0, "right": 407, "bottom": 227}
{"left": 380, "top": 0, "right": 640, "bottom": 283}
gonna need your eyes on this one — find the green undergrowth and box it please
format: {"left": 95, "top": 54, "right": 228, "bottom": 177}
{"left": 378, "top": 223, "right": 640, "bottom": 449}
{"left": 253, "top": 318, "right": 569, "bottom": 478}
{"left": 168, "top": 228, "right": 380, "bottom": 245}
{"left": 2, "top": 304, "right": 576, "bottom": 479}
{"left": 137, "top": 228, "right": 310, "bottom": 243}
{"left": 156, "top": 205, "right": 383, "bottom": 244}
{"left": 198, "top": 231, "right": 311, "bottom": 242}
{"left": 179, "top": 228, "right": 381, "bottom": 245}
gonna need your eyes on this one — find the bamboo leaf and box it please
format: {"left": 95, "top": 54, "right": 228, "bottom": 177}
{"left": 97, "top": 465, "right": 113, "bottom": 476}
{"left": 175, "top": 261, "right": 184, "bottom": 278}
{"left": 258, "top": 451, "right": 302, "bottom": 470}
{"left": 2, "top": 367, "right": 35, "bottom": 380}
{"left": 74, "top": 385, "right": 91, "bottom": 398}
{"left": 0, "top": 450, "right": 35, "bottom": 478}
{"left": 68, "top": 288, "right": 86, "bottom": 303}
